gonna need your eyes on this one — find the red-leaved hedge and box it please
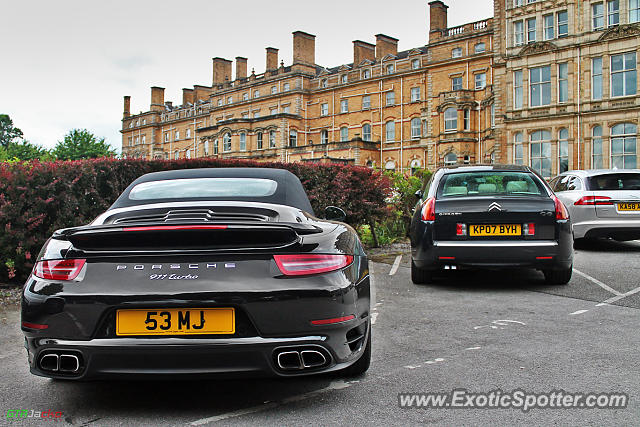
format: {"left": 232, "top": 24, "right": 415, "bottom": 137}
{"left": 0, "top": 158, "right": 390, "bottom": 284}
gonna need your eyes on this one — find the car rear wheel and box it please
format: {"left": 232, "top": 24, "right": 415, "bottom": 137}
{"left": 338, "top": 326, "right": 371, "bottom": 377}
{"left": 543, "top": 265, "right": 572, "bottom": 285}
{"left": 411, "top": 259, "right": 433, "bottom": 284}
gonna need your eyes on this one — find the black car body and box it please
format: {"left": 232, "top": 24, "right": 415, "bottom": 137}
{"left": 21, "top": 168, "right": 371, "bottom": 379}
{"left": 409, "top": 165, "right": 573, "bottom": 285}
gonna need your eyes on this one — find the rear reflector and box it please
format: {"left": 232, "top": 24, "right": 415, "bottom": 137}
{"left": 21, "top": 321, "right": 49, "bottom": 330}
{"left": 33, "top": 259, "right": 86, "bottom": 281}
{"left": 574, "top": 196, "right": 613, "bottom": 206}
{"left": 274, "top": 254, "right": 353, "bottom": 276}
{"left": 439, "top": 256, "right": 456, "bottom": 260}
{"left": 123, "top": 225, "right": 228, "bottom": 231}
{"left": 536, "top": 256, "right": 553, "bottom": 260}
{"left": 523, "top": 223, "right": 535, "bottom": 236}
{"left": 310, "top": 315, "right": 355, "bottom": 325}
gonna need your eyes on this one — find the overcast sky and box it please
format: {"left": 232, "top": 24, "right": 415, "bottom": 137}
{"left": 0, "top": 0, "right": 493, "bottom": 152}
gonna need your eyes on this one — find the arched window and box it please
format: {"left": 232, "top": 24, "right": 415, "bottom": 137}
{"left": 257, "top": 132, "right": 263, "bottom": 149}
{"left": 611, "top": 123, "right": 637, "bottom": 169}
{"left": 385, "top": 121, "right": 395, "bottom": 142}
{"left": 558, "top": 128, "right": 569, "bottom": 173}
{"left": 385, "top": 160, "right": 396, "bottom": 171}
{"left": 174, "top": 150, "right": 179, "bottom": 160}
{"left": 223, "top": 133, "right": 232, "bottom": 152}
{"left": 321, "top": 129, "right": 328, "bottom": 144}
{"left": 239, "top": 132, "right": 247, "bottom": 151}
{"left": 592, "top": 126, "right": 603, "bottom": 168}
{"left": 366, "top": 160, "right": 374, "bottom": 168}
{"left": 186, "top": 149, "right": 191, "bottom": 159}
{"left": 514, "top": 132, "right": 523, "bottom": 164}
{"left": 362, "top": 123, "right": 371, "bottom": 141}
{"left": 444, "top": 152, "right": 457, "bottom": 165}
{"left": 530, "top": 130, "right": 552, "bottom": 177}
{"left": 340, "top": 127, "right": 349, "bottom": 142}
{"left": 444, "top": 108, "right": 457, "bottom": 131}
{"left": 410, "top": 159, "right": 422, "bottom": 175}
{"left": 411, "top": 118, "right": 421, "bottom": 139}
{"left": 269, "top": 130, "right": 277, "bottom": 148}
{"left": 204, "top": 140, "right": 209, "bottom": 156}
{"left": 213, "top": 139, "right": 219, "bottom": 155}
{"left": 289, "top": 129, "right": 298, "bottom": 147}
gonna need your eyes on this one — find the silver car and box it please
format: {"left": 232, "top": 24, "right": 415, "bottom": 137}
{"left": 550, "top": 170, "right": 640, "bottom": 242}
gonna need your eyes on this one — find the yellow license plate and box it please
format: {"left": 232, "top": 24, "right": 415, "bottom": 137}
{"left": 116, "top": 308, "right": 235, "bottom": 336}
{"left": 618, "top": 202, "right": 640, "bottom": 211}
{"left": 469, "top": 224, "right": 521, "bottom": 236}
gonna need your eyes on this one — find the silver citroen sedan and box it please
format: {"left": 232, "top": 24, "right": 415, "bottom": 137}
{"left": 550, "top": 170, "right": 640, "bottom": 242}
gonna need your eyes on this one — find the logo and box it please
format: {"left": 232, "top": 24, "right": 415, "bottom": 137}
{"left": 487, "top": 202, "right": 503, "bottom": 212}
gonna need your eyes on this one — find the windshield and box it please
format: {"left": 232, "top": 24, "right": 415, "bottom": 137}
{"left": 438, "top": 171, "right": 547, "bottom": 198}
{"left": 129, "top": 178, "right": 278, "bottom": 200}
{"left": 587, "top": 173, "right": 640, "bottom": 190}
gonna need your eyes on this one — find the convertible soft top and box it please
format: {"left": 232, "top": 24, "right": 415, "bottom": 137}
{"left": 109, "top": 168, "right": 314, "bottom": 214}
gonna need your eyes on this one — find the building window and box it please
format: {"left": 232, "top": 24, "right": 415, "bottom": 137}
{"left": 611, "top": 123, "right": 637, "bottom": 168}
{"left": 283, "top": 106, "right": 290, "bottom": 114}
{"left": 558, "top": 128, "right": 569, "bottom": 173}
{"left": 386, "top": 64, "right": 395, "bottom": 74}
{"left": 257, "top": 132, "right": 263, "bottom": 149}
{"left": 558, "top": 63, "right": 569, "bottom": 103}
{"left": 463, "top": 109, "right": 470, "bottom": 130}
{"left": 223, "top": 133, "right": 232, "bottom": 152}
{"left": 514, "top": 132, "right": 524, "bottom": 165}
{"left": 239, "top": 132, "right": 246, "bottom": 151}
{"left": 514, "top": 21, "right": 524, "bottom": 46}
{"left": 530, "top": 130, "right": 552, "bottom": 178}
{"left": 283, "top": 82, "right": 290, "bottom": 91}
{"left": 186, "top": 149, "right": 191, "bottom": 159}
{"left": 174, "top": 150, "right": 179, "bottom": 160}
{"left": 270, "top": 107, "right": 278, "bottom": 116}
{"left": 592, "top": 57, "right": 603, "bottom": 100}
{"left": 134, "top": 136, "right": 138, "bottom": 145}
{"left": 491, "top": 103, "right": 496, "bottom": 128}
{"left": 175, "top": 130, "right": 180, "bottom": 140}
{"left": 530, "top": 65, "right": 551, "bottom": 106}
{"left": 227, "top": 96, "right": 233, "bottom": 104}
{"left": 214, "top": 139, "right": 219, "bottom": 154}
{"left": 385, "top": 160, "right": 396, "bottom": 171}
{"left": 474, "top": 42, "right": 486, "bottom": 54}
{"left": 253, "top": 111, "right": 260, "bottom": 118}
{"left": 269, "top": 130, "right": 276, "bottom": 148}
{"left": 411, "top": 87, "right": 421, "bottom": 102}
{"left": 444, "top": 152, "right": 457, "bottom": 166}
{"left": 411, "top": 59, "right": 420, "bottom": 69}
{"left": 452, "top": 47, "right": 463, "bottom": 58}
{"left": 452, "top": 76, "right": 463, "bottom": 90}
{"left": 631, "top": 0, "right": 640, "bottom": 22}
{"left": 242, "top": 112, "right": 249, "bottom": 119}
{"left": 289, "top": 129, "right": 297, "bottom": 147}
{"left": 321, "top": 129, "right": 329, "bottom": 144}
{"left": 592, "top": 125, "right": 603, "bottom": 168}
{"left": 217, "top": 99, "right": 223, "bottom": 106}
{"left": 362, "top": 123, "right": 372, "bottom": 141}
{"left": 362, "top": 69, "right": 371, "bottom": 79}
{"left": 141, "top": 135, "right": 146, "bottom": 144}
{"left": 204, "top": 140, "right": 209, "bottom": 155}
{"left": 253, "top": 90, "right": 260, "bottom": 98}
{"left": 608, "top": 0, "right": 620, "bottom": 26}
{"left": 320, "top": 103, "right": 329, "bottom": 116}
{"left": 475, "top": 73, "right": 486, "bottom": 89}
{"left": 362, "top": 95, "right": 371, "bottom": 110}
{"left": 444, "top": 107, "right": 457, "bottom": 132}
{"left": 340, "top": 127, "right": 349, "bottom": 142}
{"left": 242, "top": 93, "right": 248, "bottom": 101}
{"left": 128, "top": 137, "right": 132, "bottom": 146}
{"left": 514, "top": 0, "right": 523, "bottom": 6}
{"left": 543, "top": 14, "right": 554, "bottom": 40}
{"left": 271, "top": 86, "right": 277, "bottom": 94}
{"left": 341, "top": 74, "right": 348, "bottom": 84}
{"left": 514, "top": 70, "right": 523, "bottom": 109}
{"left": 557, "top": 11, "right": 568, "bottom": 36}
{"left": 526, "top": 18, "right": 537, "bottom": 43}
{"left": 593, "top": 3, "right": 605, "bottom": 30}
{"left": 385, "top": 121, "right": 395, "bottom": 141}
{"left": 386, "top": 91, "right": 395, "bottom": 106}
{"left": 321, "top": 79, "right": 328, "bottom": 88}
{"left": 341, "top": 99, "right": 349, "bottom": 113}
{"left": 611, "top": 52, "right": 637, "bottom": 97}
{"left": 186, "top": 128, "right": 191, "bottom": 138}
{"left": 411, "top": 118, "right": 421, "bottom": 139}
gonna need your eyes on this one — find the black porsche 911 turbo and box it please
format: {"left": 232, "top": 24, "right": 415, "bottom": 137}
{"left": 409, "top": 165, "right": 573, "bottom": 285}
{"left": 21, "top": 168, "right": 371, "bottom": 379}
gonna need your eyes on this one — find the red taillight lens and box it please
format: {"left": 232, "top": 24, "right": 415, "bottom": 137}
{"left": 552, "top": 195, "right": 569, "bottom": 220}
{"left": 273, "top": 254, "right": 353, "bottom": 276}
{"left": 33, "top": 259, "right": 86, "bottom": 281}
{"left": 421, "top": 197, "right": 436, "bottom": 221}
{"left": 456, "top": 223, "right": 467, "bottom": 236}
{"left": 310, "top": 315, "right": 356, "bottom": 325}
{"left": 523, "top": 222, "right": 535, "bottom": 236}
{"left": 574, "top": 196, "right": 613, "bottom": 206}
{"left": 123, "top": 225, "right": 228, "bottom": 231}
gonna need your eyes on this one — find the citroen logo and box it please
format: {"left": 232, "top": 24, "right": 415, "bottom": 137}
{"left": 488, "top": 202, "right": 503, "bottom": 212}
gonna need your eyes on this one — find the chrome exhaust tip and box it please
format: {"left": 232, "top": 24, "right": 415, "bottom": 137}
{"left": 39, "top": 354, "right": 59, "bottom": 372}
{"left": 300, "top": 350, "right": 327, "bottom": 368}
{"left": 277, "top": 351, "right": 303, "bottom": 370}
{"left": 59, "top": 354, "right": 80, "bottom": 373}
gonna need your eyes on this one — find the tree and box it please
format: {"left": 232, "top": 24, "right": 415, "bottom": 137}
{"left": 0, "top": 114, "right": 24, "bottom": 148}
{"left": 53, "top": 129, "right": 116, "bottom": 160}
{"left": 0, "top": 140, "right": 52, "bottom": 161}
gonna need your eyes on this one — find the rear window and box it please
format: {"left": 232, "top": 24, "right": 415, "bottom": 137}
{"left": 438, "top": 171, "right": 547, "bottom": 198}
{"left": 128, "top": 178, "right": 278, "bottom": 201}
{"left": 587, "top": 173, "right": 640, "bottom": 190}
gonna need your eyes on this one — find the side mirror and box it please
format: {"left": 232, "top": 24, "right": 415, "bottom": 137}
{"left": 325, "top": 206, "right": 347, "bottom": 222}
{"left": 414, "top": 189, "right": 423, "bottom": 200}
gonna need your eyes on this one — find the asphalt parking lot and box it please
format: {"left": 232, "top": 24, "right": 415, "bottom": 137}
{"left": 0, "top": 239, "right": 638, "bottom": 425}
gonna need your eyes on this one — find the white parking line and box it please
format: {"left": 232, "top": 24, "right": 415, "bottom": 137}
{"left": 573, "top": 269, "right": 623, "bottom": 296}
{"left": 569, "top": 309, "right": 589, "bottom": 315}
{"left": 370, "top": 312, "right": 379, "bottom": 325}
{"left": 389, "top": 255, "right": 402, "bottom": 276}
{"left": 596, "top": 286, "right": 640, "bottom": 307}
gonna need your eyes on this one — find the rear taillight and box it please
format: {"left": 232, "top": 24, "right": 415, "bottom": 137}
{"left": 523, "top": 223, "right": 535, "bottom": 236}
{"left": 33, "top": 259, "right": 86, "bottom": 281}
{"left": 574, "top": 196, "right": 613, "bottom": 206}
{"left": 553, "top": 195, "right": 569, "bottom": 220}
{"left": 421, "top": 197, "right": 436, "bottom": 221}
{"left": 456, "top": 223, "right": 467, "bottom": 236}
{"left": 273, "top": 254, "right": 353, "bottom": 276}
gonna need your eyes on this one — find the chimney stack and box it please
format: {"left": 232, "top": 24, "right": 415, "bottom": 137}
{"left": 375, "top": 34, "right": 399, "bottom": 60}
{"left": 150, "top": 87, "right": 165, "bottom": 112}
{"left": 182, "top": 88, "right": 194, "bottom": 105}
{"left": 266, "top": 47, "right": 279, "bottom": 71}
{"left": 353, "top": 40, "right": 376, "bottom": 66}
{"left": 212, "top": 57, "right": 232, "bottom": 86}
{"left": 292, "top": 31, "right": 316, "bottom": 66}
{"left": 429, "top": 0, "right": 448, "bottom": 41}
{"left": 193, "top": 85, "right": 211, "bottom": 103}
{"left": 236, "top": 56, "right": 248, "bottom": 80}
{"left": 123, "top": 95, "right": 131, "bottom": 118}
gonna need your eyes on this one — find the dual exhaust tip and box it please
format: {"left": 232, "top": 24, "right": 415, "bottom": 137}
{"left": 39, "top": 352, "right": 82, "bottom": 374}
{"left": 275, "top": 348, "right": 329, "bottom": 371}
